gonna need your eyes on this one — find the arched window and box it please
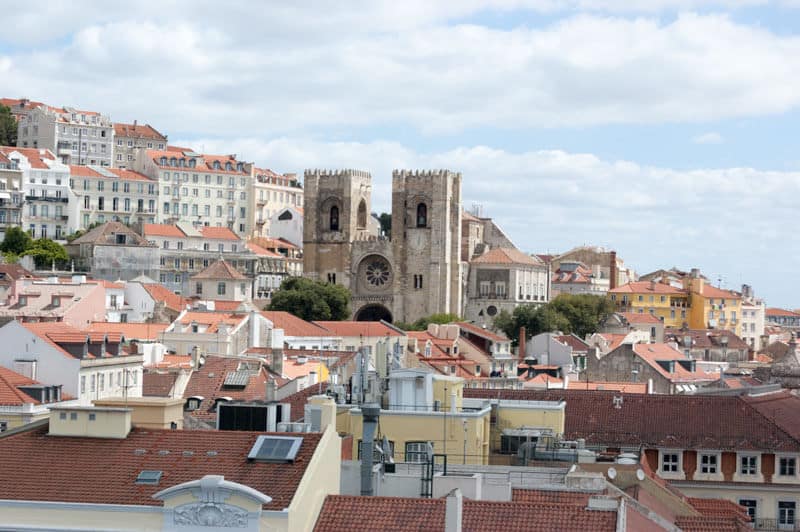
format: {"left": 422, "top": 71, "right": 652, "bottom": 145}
{"left": 213, "top": 161, "right": 221, "bottom": 170}
{"left": 357, "top": 199, "right": 367, "bottom": 229}
{"left": 416, "top": 203, "right": 427, "bottom": 228}
{"left": 329, "top": 205, "right": 340, "bottom": 231}
{"left": 225, "top": 162, "right": 232, "bottom": 171}
{"left": 160, "top": 157, "right": 167, "bottom": 165}
{"left": 169, "top": 157, "right": 177, "bottom": 167}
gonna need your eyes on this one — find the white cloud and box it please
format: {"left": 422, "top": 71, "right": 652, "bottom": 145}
{"left": 3, "top": 12, "right": 800, "bottom": 135}
{"left": 692, "top": 132, "right": 724, "bottom": 144}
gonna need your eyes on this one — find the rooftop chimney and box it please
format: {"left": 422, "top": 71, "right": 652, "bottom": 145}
{"left": 518, "top": 326, "right": 527, "bottom": 363}
{"left": 609, "top": 251, "right": 618, "bottom": 290}
{"left": 360, "top": 404, "right": 380, "bottom": 496}
{"left": 266, "top": 379, "right": 277, "bottom": 402}
{"left": 445, "top": 489, "right": 463, "bottom": 532}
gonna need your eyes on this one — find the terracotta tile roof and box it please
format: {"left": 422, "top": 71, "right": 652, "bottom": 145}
{"left": 463, "top": 388, "right": 800, "bottom": 452}
{"left": 87, "top": 322, "right": 170, "bottom": 341}
{"left": 193, "top": 299, "right": 245, "bottom": 312}
{"left": 314, "top": 495, "right": 617, "bottom": 532}
{"left": 511, "top": 489, "right": 592, "bottom": 504}
{"left": 0, "top": 146, "right": 56, "bottom": 170}
{"left": 176, "top": 311, "right": 246, "bottom": 333}
{"left": 251, "top": 236, "right": 298, "bottom": 250}
{"left": 470, "top": 247, "right": 541, "bottom": 266}
{"left": 609, "top": 282, "right": 685, "bottom": 295}
{"left": 68, "top": 222, "right": 152, "bottom": 247}
{"left": 113, "top": 122, "right": 166, "bottom": 140}
{"left": 620, "top": 312, "right": 662, "bottom": 324}
{"left": 282, "top": 358, "right": 325, "bottom": 380}
{"left": 261, "top": 311, "right": 332, "bottom": 337}
{"left": 0, "top": 263, "right": 35, "bottom": 284}
{"left": 199, "top": 226, "right": 240, "bottom": 241}
{"left": 456, "top": 321, "right": 508, "bottom": 342}
{"left": 280, "top": 383, "right": 329, "bottom": 422}
{"left": 632, "top": 343, "right": 716, "bottom": 383}
{"left": 664, "top": 328, "right": 749, "bottom": 351}
{"left": 766, "top": 307, "right": 800, "bottom": 317}
{"left": 566, "top": 381, "right": 647, "bottom": 393}
{"left": 697, "top": 285, "right": 741, "bottom": 299}
{"left": 754, "top": 353, "right": 773, "bottom": 363}
{"left": 597, "top": 333, "right": 629, "bottom": 352}
{"left": 245, "top": 241, "right": 282, "bottom": 257}
{"left": 555, "top": 334, "right": 590, "bottom": 352}
{"left": 142, "top": 284, "right": 188, "bottom": 313}
{"left": 183, "top": 356, "right": 275, "bottom": 421}
{"left": 152, "top": 355, "right": 192, "bottom": 370}
{"left": 0, "top": 423, "right": 321, "bottom": 510}
{"left": 313, "top": 321, "right": 403, "bottom": 338}
{"left": 741, "top": 390, "right": 800, "bottom": 442}
{"left": 0, "top": 366, "right": 40, "bottom": 406}
{"left": 191, "top": 259, "right": 248, "bottom": 280}
{"left": 147, "top": 150, "right": 249, "bottom": 176}
{"left": 674, "top": 516, "right": 751, "bottom": 531}
{"left": 688, "top": 497, "right": 751, "bottom": 520}
{"left": 522, "top": 373, "right": 564, "bottom": 386}
{"left": 142, "top": 224, "right": 184, "bottom": 238}
{"left": 142, "top": 372, "right": 178, "bottom": 397}
{"left": 20, "top": 322, "right": 87, "bottom": 358}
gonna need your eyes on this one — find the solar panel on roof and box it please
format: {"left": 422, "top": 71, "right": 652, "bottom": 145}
{"left": 223, "top": 371, "right": 250, "bottom": 388}
{"left": 247, "top": 435, "right": 303, "bottom": 463}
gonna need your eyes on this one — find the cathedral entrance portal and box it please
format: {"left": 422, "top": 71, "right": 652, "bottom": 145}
{"left": 355, "top": 304, "right": 393, "bottom": 323}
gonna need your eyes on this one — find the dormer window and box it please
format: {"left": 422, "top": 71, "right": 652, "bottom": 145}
{"left": 225, "top": 162, "right": 233, "bottom": 171}
{"left": 213, "top": 161, "right": 221, "bottom": 170}
{"left": 51, "top": 296, "right": 60, "bottom": 308}
{"left": 18, "top": 296, "right": 27, "bottom": 307}
{"left": 169, "top": 157, "right": 177, "bottom": 167}
{"left": 236, "top": 162, "right": 243, "bottom": 172}
{"left": 160, "top": 157, "right": 167, "bottom": 165}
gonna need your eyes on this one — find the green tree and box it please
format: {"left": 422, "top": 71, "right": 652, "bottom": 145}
{"left": 0, "top": 226, "right": 32, "bottom": 255}
{"left": 267, "top": 277, "right": 351, "bottom": 321}
{"left": 24, "top": 238, "right": 68, "bottom": 269}
{"left": 549, "top": 293, "right": 616, "bottom": 339}
{"left": 494, "top": 304, "right": 571, "bottom": 346}
{"left": 377, "top": 212, "right": 391, "bottom": 237}
{"left": 0, "top": 105, "right": 17, "bottom": 146}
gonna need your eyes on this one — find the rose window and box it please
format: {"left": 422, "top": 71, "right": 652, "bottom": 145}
{"left": 365, "top": 259, "right": 390, "bottom": 287}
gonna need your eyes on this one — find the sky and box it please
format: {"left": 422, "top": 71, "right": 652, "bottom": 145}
{"left": 1, "top": 1, "right": 799, "bottom": 307}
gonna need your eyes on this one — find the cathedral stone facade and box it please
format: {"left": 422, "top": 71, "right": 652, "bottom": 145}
{"left": 303, "top": 169, "right": 462, "bottom": 324}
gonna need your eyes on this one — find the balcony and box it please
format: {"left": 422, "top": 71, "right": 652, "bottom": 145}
{"left": 754, "top": 518, "right": 799, "bottom": 531}
{"left": 25, "top": 195, "right": 68, "bottom": 203}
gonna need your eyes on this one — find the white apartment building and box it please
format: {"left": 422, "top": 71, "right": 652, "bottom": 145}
{"left": 69, "top": 165, "right": 158, "bottom": 229}
{"left": 0, "top": 149, "right": 26, "bottom": 237}
{"left": 740, "top": 284, "right": 766, "bottom": 350}
{"left": 269, "top": 206, "right": 303, "bottom": 247}
{"left": 17, "top": 105, "right": 114, "bottom": 167}
{"left": 0, "top": 147, "right": 79, "bottom": 240}
{"left": 112, "top": 122, "right": 167, "bottom": 169}
{"left": 250, "top": 168, "right": 303, "bottom": 237}
{"left": 135, "top": 149, "right": 253, "bottom": 236}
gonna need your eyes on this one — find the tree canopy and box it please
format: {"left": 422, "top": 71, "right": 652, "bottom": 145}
{"left": 493, "top": 294, "right": 615, "bottom": 345}
{"left": 267, "top": 277, "right": 351, "bottom": 321}
{"left": 377, "top": 212, "right": 391, "bottom": 237}
{"left": 0, "top": 226, "right": 32, "bottom": 255}
{"left": 395, "top": 312, "right": 462, "bottom": 331}
{"left": 24, "top": 238, "right": 69, "bottom": 269}
{"left": 0, "top": 105, "right": 17, "bottom": 147}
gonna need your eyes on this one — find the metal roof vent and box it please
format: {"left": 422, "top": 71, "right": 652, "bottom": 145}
{"left": 182, "top": 450, "right": 194, "bottom": 457}
{"left": 135, "top": 470, "right": 163, "bottom": 485}
{"left": 133, "top": 449, "right": 147, "bottom": 455}
{"left": 207, "top": 450, "right": 218, "bottom": 457}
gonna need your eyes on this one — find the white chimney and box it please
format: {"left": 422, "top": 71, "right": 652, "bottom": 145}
{"left": 445, "top": 489, "right": 463, "bottom": 532}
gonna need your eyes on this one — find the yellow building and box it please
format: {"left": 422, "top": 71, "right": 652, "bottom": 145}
{"left": 683, "top": 276, "right": 742, "bottom": 336}
{"left": 609, "top": 276, "right": 742, "bottom": 336}
{"left": 608, "top": 280, "right": 689, "bottom": 328}
{"left": 337, "top": 369, "right": 565, "bottom": 466}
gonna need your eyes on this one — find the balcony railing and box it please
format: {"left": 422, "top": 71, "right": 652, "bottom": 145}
{"left": 754, "top": 518, "right": 799, "bottom": 531}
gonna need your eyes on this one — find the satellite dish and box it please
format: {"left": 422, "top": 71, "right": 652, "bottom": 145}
{"left": 607, "top": 467, "right": 617, "bottom": 479}
{"left": 636, "top": 469, "right": 645, "bottom": 481}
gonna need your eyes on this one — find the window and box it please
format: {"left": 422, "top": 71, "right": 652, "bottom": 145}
{"left": 89, "top": 413, "right": 96, "bottom": 421}
{"left": 329, "top": 206, "right": 339, "bottom": 231}
{"left": 739, "top": 499, "right": 757, "bottom": 521}
{"left": 779, "top": 501, "right": 796, "bottom": 527}
{"left": 358, "top": 439, "right": 394, "bottom": 462}
{"left": 780, "top": 457, "right": 797, "bottom": 476}
{"left": 217, "top": 282, "right": 226, "bottom": 295}
{"left": 699, "top": 453, "right": 718, "bottom": 474}
{"left": 196, "top": 282, "right": 202, "bottom": 295}
{"left": 661, "top": 452, "right": 680, "bottom": 473}
{"left": 416, "top": 203, "right": 427, "bottom": 227}
{"left": 405, "top": 441, "right": 431, "bottom": 463}
{"left": 327, "top": 273, "right": 336, "bottom": 284}
{"left": 80, "top": 375, "right": 86, "bottom": 394}
{"left": 414, "top": 274, "right": 424, "bottom": 290}
{"left": 740, "top": 455, "right": 758, "bottom": 475}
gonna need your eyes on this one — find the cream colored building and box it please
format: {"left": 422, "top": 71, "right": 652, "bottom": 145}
{"left": 112, "top": 122, "right": 167, "bottom": 169}
{"left": 0, "top": 401, "right": 341, "bottom": 531}
{"left": 70, "top": 164, "right": 158, "bottom": 228}
{"left": 135, "top": 149, "right": 254, "bottom": 236}
{"left": 251, "top": 167, "right": 303, "bottom": 238}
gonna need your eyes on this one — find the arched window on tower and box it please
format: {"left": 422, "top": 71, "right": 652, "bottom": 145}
{"left": 416, "top": 203, "right": 427, "bottom": 228}
{"left": 357, "top": 200, "right": 367, "bottom": 229}
{"left": 330, "top": 205, "right": 340, "bottom": 231}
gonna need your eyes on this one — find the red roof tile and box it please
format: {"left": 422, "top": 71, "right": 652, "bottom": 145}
{"left": 142, "top": 372, "right": 178, "bottom": 397}
{"left": 456, "top": 321, "right": 508, "bottom": 342}
{"left": 191, "top": 259, "right": 247, "bottom": 280}
{"left": 199, "top": 226, "right": 240, "bottom": 241}
{"left": 0, "top": 146, "right": 57, "bottom": 169}
{"left": 142, "top": 284, "right": 188, "bottom": 313}
{"left": 313, "top": 321, "right": 403, "bottom": 338}
{"left": 0, "top": 423, "right": 321, "bottom": 510}
{"left": 262, "top": 311, "right": 332, "bottom": 337}
{"left": 463, "top": 388, "right": 800, "bottom": 452}
{"left": 0, "top": 366, "right": 40, "bottom": 406}
{"left": 566, "top": 381, "right": 647, "bottom": 393}
{"left": 113, "top": 122, "right": 166, "bottom": 141}
{"left": 86, "top": 322, "right": 170, "bottom": 342}
{"left": 609, "top": 282, "right": 685, "bottom": 295}
{"left": 620, "top": 312, "right": 662, "bottom": 324}
{"left": 470, "top": 247, "right": 541, "bottom": 266}
{"left": 142, "top": 224, "right": 185, "bottom": 238}
{"left": 314, "top": 495, "right": 617, "bottom": 532}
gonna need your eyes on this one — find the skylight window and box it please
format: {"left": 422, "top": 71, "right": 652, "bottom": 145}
{"left": 135, "top": 470, "right": 163, "bottom": 485}
{"left": 247, "top": 435, "right": 303, "bottom": 463}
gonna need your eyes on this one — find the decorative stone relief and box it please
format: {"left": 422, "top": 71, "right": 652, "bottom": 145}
{"left": 173, "top": 502, "right": 249, "bottom": 528}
